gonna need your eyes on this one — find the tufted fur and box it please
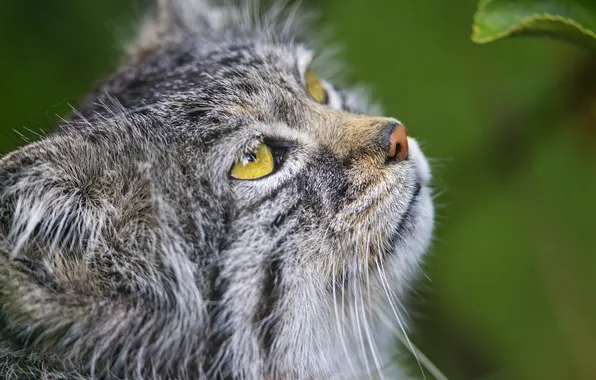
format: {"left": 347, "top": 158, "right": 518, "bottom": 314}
{"left": 0, "top": 1, "right": 434, "bottom": 379}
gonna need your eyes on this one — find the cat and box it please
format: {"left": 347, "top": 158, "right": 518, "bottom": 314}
{"left": 0, "top": 0, "right": 434, "bottom": 379}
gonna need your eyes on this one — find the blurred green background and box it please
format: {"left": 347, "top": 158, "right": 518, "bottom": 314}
{"left": 2, "top": 1, "right": 596, "bottom": 379}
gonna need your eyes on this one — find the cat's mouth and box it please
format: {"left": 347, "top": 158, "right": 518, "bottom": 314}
{"left": 404, "top": 180, "right": 422, "bottom": 217}
{"left": 412, "top": 181, "right": 422, "bottom": 198}
{"left": 389, "top": 179, "right": 424, "bottom": 244}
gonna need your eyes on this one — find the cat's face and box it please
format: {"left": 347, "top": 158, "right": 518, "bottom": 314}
{"left": 0, "top": 2, "right": 434, "bottom": 379}
{"left": 99, "top": 38, "right": 434, "bottom": 274}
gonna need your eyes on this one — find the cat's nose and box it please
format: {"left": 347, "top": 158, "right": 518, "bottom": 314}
{"left": 383, "top": 122, "right": 409, "bottom": 161}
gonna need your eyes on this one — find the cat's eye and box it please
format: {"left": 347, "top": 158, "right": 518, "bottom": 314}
{"left": 231, "top": 142, "right": 275, "bottom": 180}
{"left": 305, "top": 70, "right": 329, "bottom": 105}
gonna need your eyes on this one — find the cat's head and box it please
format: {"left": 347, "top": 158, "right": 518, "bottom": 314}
{"left": 0, "top": 1, "right": 434, "bottom": 379}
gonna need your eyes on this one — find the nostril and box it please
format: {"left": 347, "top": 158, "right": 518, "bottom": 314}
{"left": 386, "top": 122, "right": 409, "bottom": 161}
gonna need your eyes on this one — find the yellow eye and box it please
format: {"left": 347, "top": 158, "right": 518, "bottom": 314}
{"left": 305, "top": 70, "right": 329, "bottom": 104}
{"left": 231, "top": 142, "right": 274, "bottom": 180}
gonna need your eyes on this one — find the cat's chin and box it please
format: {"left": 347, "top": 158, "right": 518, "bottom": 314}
{"left": 386, "top": 183, "right": 433, "bottom": 269}
{"left": 406, "top": 184, "right": 435, "bottom": 256}
{"left": 347, "top": 185, "right": 433, "bottom": 379}
{"left": 329, "top": 183, "right": 433, "bottom": 380}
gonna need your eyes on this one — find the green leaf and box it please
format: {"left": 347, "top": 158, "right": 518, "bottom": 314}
{"left": 472, "top": 0, "right": 596, "bottom": 50}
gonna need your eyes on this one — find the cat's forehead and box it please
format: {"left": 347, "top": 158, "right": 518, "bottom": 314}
{"left": 91, "top": 38, "right": 313, "bottom": 115}
{"left": 198, "top": 38, "right": 308, "bottom": 67}
{"left": 191, "top": 40, "right": 316, "bottom": 127}
{"left": 187, "top": 39, "right": 311, "bottom": 89}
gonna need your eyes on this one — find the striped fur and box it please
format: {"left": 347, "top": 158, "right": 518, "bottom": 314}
{"left": 0, "top": 1, "right": 434, "bottom": 379}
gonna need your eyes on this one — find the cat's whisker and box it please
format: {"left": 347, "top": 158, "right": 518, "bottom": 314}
{"left": 341, "top": 258, "right": 360, "bottom": 379}
{"left": 362, "top": 232, "right": 387, "bottom": 380}
{"left": 375, "top": 255, "right": 427, "bottom": 380}
{"left": 432, "top": 188, "right": 448, "bottom": 201}
{"left": 350, "top": 240, "right": 373, "bottom": 379}
{"left": 323, "top": 226, "right": 356, "bottom": 374}
{"left": 332, "top": 237, "right": 357, "bottom": 377}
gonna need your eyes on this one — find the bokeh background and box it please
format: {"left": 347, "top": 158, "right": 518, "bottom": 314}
{"left": 2, "top": 1, "right": 596, "bottom": 379}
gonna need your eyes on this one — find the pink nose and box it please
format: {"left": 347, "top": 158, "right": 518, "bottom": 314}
{"left": 387, "top": 123, "right": 409, "bottom": 161}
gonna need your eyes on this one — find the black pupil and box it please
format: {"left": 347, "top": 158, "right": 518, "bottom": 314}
{"left": 245, "top": 152, "right": 257, "bottom": 162}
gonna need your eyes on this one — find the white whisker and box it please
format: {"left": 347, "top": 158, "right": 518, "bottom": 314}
{"left": 375, "top": 255, "right": 426, "bottom": 380}
{"left": 351, "top": 241, "right": 372, "bottom": 378}
{"left": 361, "top": 232, "right": 386, "bottom": 379}
{"left": 330, "top": 227, "right": 358, "bottom": 377}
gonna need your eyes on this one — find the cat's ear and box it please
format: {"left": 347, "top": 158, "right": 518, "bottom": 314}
{"left": 129, "top": 0, "right": 241, "bottom": 56}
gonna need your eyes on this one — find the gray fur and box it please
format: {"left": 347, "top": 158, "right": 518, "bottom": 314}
{"left": 0, "top": 1, "right": 434, "bottom": 379}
